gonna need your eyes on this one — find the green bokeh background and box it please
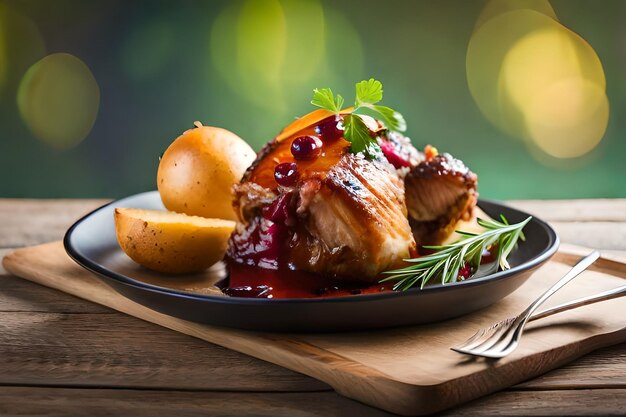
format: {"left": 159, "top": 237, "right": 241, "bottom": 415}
{"left": 0, "top": 0, "right": 624, "bottom": 199}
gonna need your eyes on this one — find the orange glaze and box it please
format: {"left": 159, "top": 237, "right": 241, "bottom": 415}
{"left": 247, "top": 116, "right": 351, "bottom": 190}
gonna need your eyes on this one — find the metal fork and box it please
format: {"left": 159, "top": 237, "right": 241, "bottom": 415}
{"left": 452, "top": 250, "right": 601, "bottom": 359}
{"left": 452, "top": 282, "right": 626, "bottom": 358}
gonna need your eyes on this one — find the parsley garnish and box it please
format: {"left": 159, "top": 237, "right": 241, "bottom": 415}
{"left": 310, "top": 79, "right": 406, "bottom": 159}
{"left": 355, "top": 78, "right": 383, "bottom": 105}
{"left": 343, "top": 114, "right": 381, "bottom": 157}
{"left": 311, "top": 88, "right": 344, "bottom": 113}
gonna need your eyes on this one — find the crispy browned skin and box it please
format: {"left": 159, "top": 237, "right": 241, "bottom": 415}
{"left": 228, "top": 112, "right": 478, "bottom": 281}
{"left": 229, "top": 115, "right": 416, "bottom": 281}
{"left": 288, "top": 154, "right": 415, "bottom": 279}
{"left": 404, "top": 153, "right": 478, "bottom": 246}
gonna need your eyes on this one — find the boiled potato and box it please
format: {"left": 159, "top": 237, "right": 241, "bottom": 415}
{"left": 157, "top": 122, "right": 256, "bottom": 221}
{"left": 114, "top": 207, "right": 236, "bottom": 274}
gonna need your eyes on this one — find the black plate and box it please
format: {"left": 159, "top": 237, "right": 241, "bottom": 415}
{"left": 64, "top": 191, "right": 559, "bottom": 332}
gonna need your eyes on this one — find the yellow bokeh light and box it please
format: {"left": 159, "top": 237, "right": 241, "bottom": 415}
{"left": 280, "top": 0, "right": 326, "bottom": 85}
{"left": 467, "top": 10, "right": 557, "bottom": 136}
{"left": 467, "top": 5, "right": 609, "bottom": 159}
{"left": 236, "top": 0, "right": 286, "bottom": 90}
{"left": 0, "top": 4, "right": 45, "bottom": 94}
{"left": 525, "top": 78, "right": 608, "bottom": 158}
{"left": 474, "top": 0, "right": 557, "bottom": 30}
{"left": 210, "top": 0, "right": 325, "bottom": 113}
{"left": 17, "top": 53, "right": 100, "bottom": 150}
{"left": 499, "top": 25, "right": 605, "bottom": 127}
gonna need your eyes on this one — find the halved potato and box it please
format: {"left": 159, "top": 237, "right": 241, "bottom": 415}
{"left": 114, "top": 208, "right": 235, "bottom": 274}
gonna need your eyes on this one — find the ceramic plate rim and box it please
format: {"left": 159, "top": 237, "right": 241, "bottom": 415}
{"left": 63, "top": 191, "right": 560, "bottom": 305}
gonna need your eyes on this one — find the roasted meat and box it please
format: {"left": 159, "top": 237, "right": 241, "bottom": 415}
{"left": 227, "top": 110, "right": 478, "bottom": 281}
{"left": 404, "top": 149, "right": 478, "bottom": 245}
{"left": 228, "top": 111, "right": 416, "bottom": 281}
{"left": 286, "top": 154, "right": 415, "bottom": 279}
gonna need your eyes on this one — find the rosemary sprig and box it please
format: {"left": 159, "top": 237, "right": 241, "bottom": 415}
{"left": 380, "top": 215, "right": 531, "bottom": 291}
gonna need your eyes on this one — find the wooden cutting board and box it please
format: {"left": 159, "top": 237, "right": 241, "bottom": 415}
{"left": 3, "top": 241, "right": 626, "bottom": 416}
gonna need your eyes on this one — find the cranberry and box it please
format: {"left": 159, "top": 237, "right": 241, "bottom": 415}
{"left": 315, "top": 116, "right": 344, "bottom": 141}
{"left": 458, "top": 262, "right": 473, "bottom": 280}
{"left": 380, "top": 140, "right": 411, "bottom": 169}
{"left": 291, "top": 135, "right": 322, "bottom": 160}
{"left": 274, "top": 162, "right": 299, "bottom": 186}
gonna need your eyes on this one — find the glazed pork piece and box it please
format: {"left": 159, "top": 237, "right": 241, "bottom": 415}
{"left": 228, "top": 111, "right": 417, "bottom": 281}
{"left": 227, "top": 110, "right": 478, "bottom": 281}
{"left": 404, "top": 150, "right": 478, "bottom": 245}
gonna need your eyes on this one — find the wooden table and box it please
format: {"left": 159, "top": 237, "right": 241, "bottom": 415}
{"left": 1, "top": 199, "right": 625, "bottom": 416}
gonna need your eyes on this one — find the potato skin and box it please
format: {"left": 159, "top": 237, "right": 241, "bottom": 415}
{"left": 157, "top": 125, "right": 256, "bottom": 221}
{"left": 114, "top": 208, "right": 235, "bottom": 274}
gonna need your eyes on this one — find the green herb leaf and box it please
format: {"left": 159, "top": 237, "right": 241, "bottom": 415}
{"left": 381, "top": 215, "right": 532, "bottom": 291}
{"left": 310, "top": 79, "right": 405, "bottom": 158}
{"left": 343, "top": 114, "right": 381, "bottom": 159}
{"left": 311, "top": 88, "right": 344, "bottom": 113}
{"left": 355, "top": 78, "right": 383, "bottom": 106}
{"left": 359, "top": 104, "right": 407, "bottom": 132}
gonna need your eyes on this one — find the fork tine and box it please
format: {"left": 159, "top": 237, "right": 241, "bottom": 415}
{"left": 466, "top": 335, "right": 521, "bottom": 359}
{"left": 454, "top": 317, "right": 516, "bottom": 351}
{"left": 466, "top": 328, "right": 517, "bottom": 355}
{"left": 456, "top": 326, "right": 489, "bottom": 348}
{"left": 452, "top": 337, "right": 514, "bottom": 358}
{"left": 461, "top": 319, "right": 509, "bottom": 345}
{"left": 458, "top": 327, "right": 507, "bottom": 351}
{"left": 458, "top": 319, "right": 526, "bottom": 358}
{"left": 450, "top": 346, "right": 472, "bottom": 355}
{"left": 456, "top": 345, "right": 510, "bottom": 359}
{"left": 452, "top": 250, "right": 600, "bottom": 359}
{"left": 460, "top": 328, "right": 511, "bottom": 353}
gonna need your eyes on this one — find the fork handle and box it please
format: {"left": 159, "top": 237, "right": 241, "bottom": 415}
{"left": 521, "top": 250, "right": 600, "bottom": 323}
{"left": 529, "top": 284, "right": 626, "bottom": 322}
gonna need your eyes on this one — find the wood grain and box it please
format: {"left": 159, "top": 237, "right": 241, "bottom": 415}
{"left": 0, "top": 386, "right": 624, "bottom": 417}
{"left": 440, "top": 388, "right": 626, "bottom": 416}
{"left": 0, "top": 248, "right": 328, "bottom": 394}
{"left": 0, "top": 274, "right": 110, "bottom": 313}
{"left": 4, "top": 241, "right": 626, "bottom": 415}
{"left": 0, "top": 199, "right": 107, "bottom": 249}
{"left": 2, "top": 198, "right": 624, "bottom": 248}
{"left": 0, "top": 310, "right": 328, "bottom": 392}
{"left": 1, "top": 198, "right": 626, "bottom": 416}
{"left": 547, "top": 222, "right": 626, "bottom": 250}
{"left": 514, "top": 344, "right": 626, "bottom": 389}
{"left": 0, "top": 387, "right": 391, "bottom": 417}
{"left": 1, "top": 271, "right": 624, "bottom": 392}
{"left": 508, "top": 199, "right": 626, "bottom": 222}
